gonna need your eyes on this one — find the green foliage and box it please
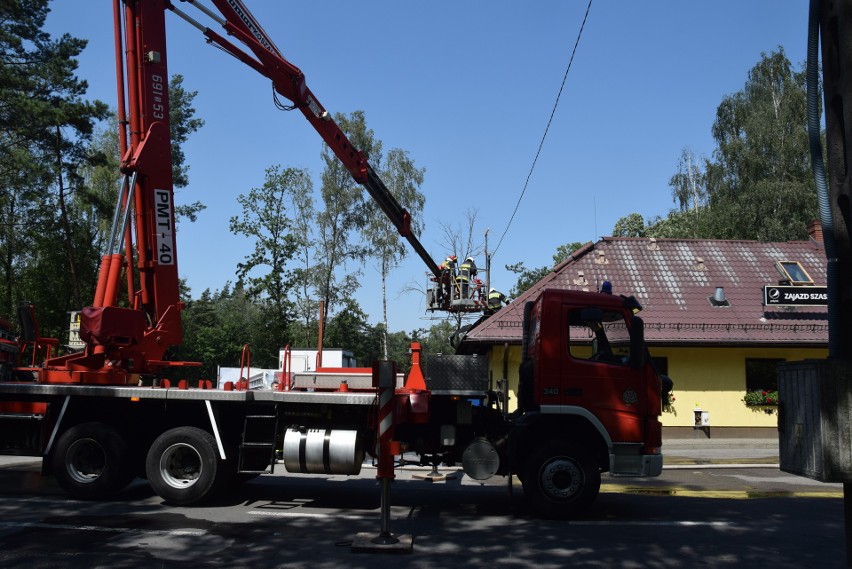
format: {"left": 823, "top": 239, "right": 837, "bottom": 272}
{"left": 615, "top": 210, "right": 705, "bottom": 240}
{"left": 366, "top": 146, "right": 426, "bottom": 357}
{"left": 663, "top": 389, "right": 676, "bottom": 409}
{"left": 79, "top": 119, "right": 120, "bottom": 236}
{"left": 0, "top": 6, "right": 424, "bottom": 373}
{"left": 378, "top": 320, "right": 458, "bottom": 376}
{"left": 612, "top": 213, "right": 646, "bottom": 238}
{"left": 702, "top": 49, "right": 815, "bottom": 241}
{"left": 615, "top": 49, "right": 818, "bottom": 242}
{"left": 0, "top": 5, "right": 207, "bottom": 344}
{"left": 0, "top": 0, "right": 108, "bottom": 336}
{"left": 505, "top": 262, "right": 550, "bottom": 298}
{"left": 286, "top": 165, "right": 318, "bottom": 349}
{"left": 742, "top": 389, "right": 778, "bottom": 406}
{"left": 168, "top": 75, "right": 204, "bottom": 189}
{"left": 313, "top": 111, "right": 376, "bottom": 330}
{"left": 308, "top": 110, "right": 427, "bottom": 358}
{"left": 168, "top": 74, "right": 206, "bottom": 223}
{"left": 174, "top": 283, "right": 267, "bottom": 376}
{"left": 414, "top": 320, "right": 456, "bottom": 356}
{"left": 553, "top": 242, "right": 584, "bottom": 265}
{"left": 646, "top": 210, "right": 700, "bottom": 239}
{"left": 504, "top": 242, "right": 583, "bottom": 299}
{"left": 323, "top": 297, "right": 383, "bottom": 367}
{"left": 385, "top": 329, "right": 415, "bottom": 374}
{"left": 669, "top": 148, "right": 707, "bottom": 215}
{"left": 229, "top": 165, "right": 305, "bottom": 349}
{"left": 368, "top": 148, "right": 426, "bottom": 265}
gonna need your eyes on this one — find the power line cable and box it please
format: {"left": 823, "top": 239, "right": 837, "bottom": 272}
{"left": 492, "top": 0, "right": 593, "bottom": 256}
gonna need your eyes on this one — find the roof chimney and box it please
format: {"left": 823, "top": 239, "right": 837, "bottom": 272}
{"left": 807, "top": 220, "right": 823, "bottom": 243}
{"left": 709, "top": 286, "right": 730, "bottom": 307}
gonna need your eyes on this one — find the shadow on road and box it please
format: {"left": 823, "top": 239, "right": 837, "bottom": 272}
{"left": 0, "top": 459, "right": 844, "bottom": 568}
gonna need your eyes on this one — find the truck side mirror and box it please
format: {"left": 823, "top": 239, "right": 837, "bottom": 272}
{"left": 629, "top": 316, "right": 645, "bottom": 369}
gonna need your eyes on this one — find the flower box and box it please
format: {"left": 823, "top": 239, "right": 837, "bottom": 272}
{"left": 743, "top": 389, "right": 778, "bottom": 406}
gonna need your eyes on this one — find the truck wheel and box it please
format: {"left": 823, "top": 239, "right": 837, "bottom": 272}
{"left": 52, "top": 422, "right": 134, "bottom": 500}
{"left": 522, "top": 441, "right": 600, "bottom": 518}
{"left": 146, "top": 427, "right": 219, "bottom": 505}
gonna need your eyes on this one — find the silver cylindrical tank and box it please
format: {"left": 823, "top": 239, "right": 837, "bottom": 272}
{"left": 282, "top": 428, "right": 364, "bottom": 475}
{"left": 461, "top": 437, "right": 500, "bottom": 480}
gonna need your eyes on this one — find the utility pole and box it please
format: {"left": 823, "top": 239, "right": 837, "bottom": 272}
{"left": 484, "top": 229, "right": 491, "bottom": 295}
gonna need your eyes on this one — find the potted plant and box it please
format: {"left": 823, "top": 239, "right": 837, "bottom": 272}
{"left": 663, "top": 390, "right": 676, "bottom": 414}
{"left": 743, "top": 389, "right": 778, "bottom": 414}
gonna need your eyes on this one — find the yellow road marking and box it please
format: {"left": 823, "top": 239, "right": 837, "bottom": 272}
{"left": 601, "top": 486, "right": 843, "bottom": 499}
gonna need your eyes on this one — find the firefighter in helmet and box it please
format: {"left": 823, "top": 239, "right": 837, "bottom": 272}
{"left": 458, "top": 257, "right": 477, "bottom": 299}
{"left": 439, "top": 255, "right": 457, "bottom": 302}
{"left": 487, "top": 288, "right": 509, "bottom": 313}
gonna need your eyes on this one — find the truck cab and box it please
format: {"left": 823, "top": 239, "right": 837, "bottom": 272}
{"left": 511, "top": 289, "right": 665, "bottom": 517}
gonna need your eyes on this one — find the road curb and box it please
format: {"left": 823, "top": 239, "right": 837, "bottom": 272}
{"left": 664, "top": 463, "right": 780, "bottom": 470}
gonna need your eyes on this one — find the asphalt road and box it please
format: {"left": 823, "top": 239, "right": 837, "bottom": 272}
{"left": 0, "top": 453, "right": 846, "bottom": 568}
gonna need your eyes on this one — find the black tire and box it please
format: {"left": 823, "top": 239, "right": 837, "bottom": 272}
{"left": 521, "top": 441, "right": 600, "bottom": 519}
{"left": 52, "top": 422, "right": 135, "bottom": 500}
{"left": 146, "top": 426, "right": 219, "bottom": 505}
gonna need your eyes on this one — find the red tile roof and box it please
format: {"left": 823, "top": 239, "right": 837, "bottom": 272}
{"left": 463, "top": 237, "right": 828, "bottom": 347}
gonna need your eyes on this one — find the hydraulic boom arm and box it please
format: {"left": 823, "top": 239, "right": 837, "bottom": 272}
{"left": 173, "top": 0, "right": 441, "bottom": 278}
{"left": 37, "top": 0, "right": 442, "bottom": 385}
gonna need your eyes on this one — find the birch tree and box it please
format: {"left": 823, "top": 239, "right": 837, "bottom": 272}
{"left": 365, "top": 148, "right": 425, "bottom": 358}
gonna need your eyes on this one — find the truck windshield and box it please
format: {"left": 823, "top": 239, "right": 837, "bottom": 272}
{"left": 567, "top": 308, "right": 631, "bottom": 365}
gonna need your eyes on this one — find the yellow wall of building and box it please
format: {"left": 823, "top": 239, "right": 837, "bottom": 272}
{"left": 488, "top": 345, "right": 522, "bottom": 413}
{"left": 484, "top": 344, "right": 826, "bottom": 427}
{"left": 651, "top": 346, "right": 826, "bottom": 427}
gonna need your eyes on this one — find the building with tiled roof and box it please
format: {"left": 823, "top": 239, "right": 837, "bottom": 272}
{"left": 460, "top": 227, "right": 828, "bottom": 433}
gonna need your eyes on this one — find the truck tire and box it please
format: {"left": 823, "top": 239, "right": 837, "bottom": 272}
{"left": 146, "top": 426, "right": 219, "bottom": 505}
{"left": 522, "top": 441, "right": 600, "bottom": 519}
{"left": 52, "top": 422, "right": 135, "bottom": 500}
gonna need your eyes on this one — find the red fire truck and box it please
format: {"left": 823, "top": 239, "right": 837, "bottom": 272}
{"left": 0, "top": 0, "right": 667, "bottom": 518}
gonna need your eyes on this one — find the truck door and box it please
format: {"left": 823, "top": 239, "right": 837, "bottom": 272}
{"left": 560, "top": 304, "right": 647, "bottom": 442}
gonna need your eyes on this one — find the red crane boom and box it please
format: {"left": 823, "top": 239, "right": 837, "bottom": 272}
{"left": 37, "top": 0, "right": 439, "bottom": 385}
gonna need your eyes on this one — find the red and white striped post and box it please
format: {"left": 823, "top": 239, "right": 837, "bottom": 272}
{"left": 376, "top": 361, "right": 396, "bottom": 479}
{"left": 373, "top": 360, "right": 397, "bottom": 544}
{"left": 352, "top": 361, "right": 413, "bottom": 551}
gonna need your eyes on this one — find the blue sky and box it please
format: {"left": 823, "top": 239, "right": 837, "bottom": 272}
{"left": 45, "top": 1, "right": 809, "bottom": 334}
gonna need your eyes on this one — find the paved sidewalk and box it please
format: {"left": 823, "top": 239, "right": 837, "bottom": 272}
{"left": 663, "top": 437, "right": 779, "bottom": 467}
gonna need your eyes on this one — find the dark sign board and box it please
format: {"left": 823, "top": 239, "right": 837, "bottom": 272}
{"left": 763, "top": 285, "right": 828, "bottom": 307}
